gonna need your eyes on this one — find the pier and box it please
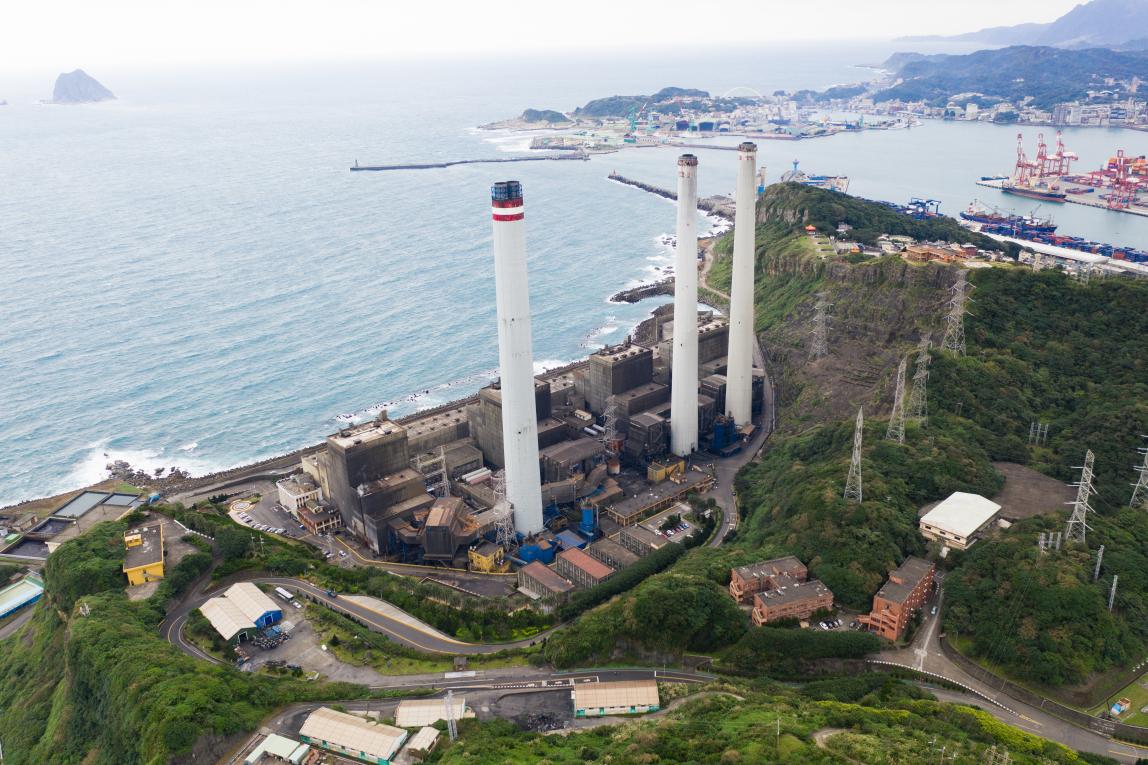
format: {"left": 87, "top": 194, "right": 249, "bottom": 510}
{"left": 351, "top": 152, "right": 588, "bottom": 172}
{"left": 976, "top": 178, "right": 1148, "bottom": 218}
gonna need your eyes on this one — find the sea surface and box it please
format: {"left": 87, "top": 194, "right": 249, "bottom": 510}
{"left": 3, "top": 42, "right": 1148, "bottom": 506}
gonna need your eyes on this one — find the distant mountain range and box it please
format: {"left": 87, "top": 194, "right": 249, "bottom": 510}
{"left": 874, "top": 45, "right": 1148, "bottom": 108}
{"left": 900, "top": 0, "right": 1148, "bottom": 49}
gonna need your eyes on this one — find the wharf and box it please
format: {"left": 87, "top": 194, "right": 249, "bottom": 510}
{"left": 976, "top": 178, "right": 1148, "bottom": 218}
{"left": 351, "top": 153, "right": 588, "bottom": 172}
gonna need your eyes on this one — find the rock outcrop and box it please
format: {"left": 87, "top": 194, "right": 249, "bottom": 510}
{"left": 51, "top": 70, "right": 115, "bottom": 104}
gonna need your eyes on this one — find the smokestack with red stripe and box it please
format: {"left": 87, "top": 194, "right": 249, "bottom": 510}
{"left": 725, "top": 142, "right": 758, "bottom": 426}
{"left": 670, "top": 154, "right": 700, "bottom": 457}
{"left": 490, "top": 180, "right": 544, "bottom": 536}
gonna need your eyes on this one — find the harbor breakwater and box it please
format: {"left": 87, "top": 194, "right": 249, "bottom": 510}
{"left": 351, "top": 153, "right": 588, "bottom": 172}
{"left": 607, "top": 173, "right": 734, "bottom": 220}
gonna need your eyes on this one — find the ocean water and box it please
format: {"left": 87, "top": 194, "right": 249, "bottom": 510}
{"left": 3, "top": 42, "right": 1148, "bottom": 506}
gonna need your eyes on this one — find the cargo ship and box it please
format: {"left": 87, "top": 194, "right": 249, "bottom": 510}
{"left": 959, "top": 202, "right": 1057, "bottom": 234}
{"left": 961, "top": 213, "right": 1147, "bottom": 264}
{"left": 1000, "top": 181, "right": 1067, "bottom": 203}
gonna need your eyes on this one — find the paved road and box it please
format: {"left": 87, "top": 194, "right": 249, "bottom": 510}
{"left": 0, "top": 607, "right": 35, "bottom": 641}
{"left": 163, "top": 576, "right": 552, "bottom": 664}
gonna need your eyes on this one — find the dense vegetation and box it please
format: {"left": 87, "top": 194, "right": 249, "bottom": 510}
{"left": 934, "top": 269, "right": 1148, "bottom": 686}
{"left": 875, "top": 45, "right": 1148, "bottom": 107}
{"left": 426, "top": 677, "right": 1116, "bottom": 765}
{"left": 0, "top": 521, "right": 370, "bottom": 765}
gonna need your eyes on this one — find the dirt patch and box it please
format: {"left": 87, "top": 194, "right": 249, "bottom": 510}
{"left": 989, "top": 462, "right": 1076, "bottom": 520}
{"left": 253, "top": 615, "right": 391, "bottom": 685}
{"left": 487, "top": 690, "right": 571, "bottom": 732}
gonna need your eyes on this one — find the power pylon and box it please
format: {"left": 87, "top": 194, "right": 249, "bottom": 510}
{"left": 844, "top": 407, "right": 864, "bottom": 503}
{"left": 602, "top": 395, "right": 622, "bottom": 453}
{"left": 445, "top": 689, "right": 458, "bottom": 742}
{"left": 810, "top": 292, "right": 831, "bottom": 360}
{"left": 942, "top": 270, "right": 974, "bottom": 356}
{"left": 906, "top": 334, "right": 931, "bottom": 424}
{"left": 1129, "top": 436, "right": 1148, "bottom": 508}
{"left": 1065, "top": 449, "right": 1096, "bottom": 545}
{"left": 885, "top": 357, "right": 908, "bottom": 444}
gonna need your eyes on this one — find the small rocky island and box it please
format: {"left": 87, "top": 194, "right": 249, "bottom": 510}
{"left": 51, "top": 69, "right": 115, "bottom": 104}
{"left": 480, "top": 107, "right": 573, "bottom": 130}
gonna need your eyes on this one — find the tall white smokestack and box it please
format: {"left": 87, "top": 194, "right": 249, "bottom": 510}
{"left": 725, "top": 142, "right": 758, "bottom": 426}
{"left": 490, "top": 180, "right": 544, "bottom": 535}
{"left": 670, "top": 154, "right": 699, "bottom": 457}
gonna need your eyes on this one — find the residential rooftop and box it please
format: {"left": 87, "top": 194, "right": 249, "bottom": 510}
{"left": 123, "top": 523, "right": 164, "bottom": 571}
{"left": 875, "top": 556, "right": 934, "bottom": 604}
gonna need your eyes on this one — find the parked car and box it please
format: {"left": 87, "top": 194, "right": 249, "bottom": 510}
{"left": 930, "top": 605, "right": 937, "bottom": 615}
{"left": 338, "top": 551, "right": 348, "bottom": 558}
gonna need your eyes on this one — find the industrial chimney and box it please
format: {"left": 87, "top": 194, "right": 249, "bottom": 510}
{"left": 725, "top": 142, "right": 758, "bottom": 426}
{"left": 670, "top": 154, "right": 700, "bottom": 457}
{"left": 490, "top": 180, "right": 544, "bottom": 535}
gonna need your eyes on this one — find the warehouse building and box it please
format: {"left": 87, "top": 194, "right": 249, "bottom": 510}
{"left": 729, "top": 556, "right": 808, "bottom": 603}
{"left": 618, "top": 525, "right": 670, "bottom": 557}
{"left": 402, "top": 727, "right": 440, "bottom": 760}
{"left": 199, "top": 582, "right": 283, "bottom": 641}
{"left": 572, "top": 679, "right": 660, "bottom": 717}
{"left": 0, "top": 574, "right": 44, "bottom": 619}
{"left": 394, "top": 697, "right": 470, "bottom": 728}
{"left": 298, "top": 706, "right": 408, "bottom": 765}
{"left": 517, "top": 561, "right": 575, "bottom": 607}
{"left": 751, "top": 580, "right": 834, "bottom": 625}
{"left": 858, "top": 556, "right": 935, "bottom": 641}
{"left": 587, "top": 537, "right": 640, "bottom": 571}
{"left": 243, "top": 733, "right": 310, "bottom": 764}
{"left": 919, "top": 492, "right": 1002, "bottom": 550}
{"left": 122, "top": 522, "right": 165, "bottom": 586}
{"left": 556, "top": 547, "right": 616, "bottom": 589}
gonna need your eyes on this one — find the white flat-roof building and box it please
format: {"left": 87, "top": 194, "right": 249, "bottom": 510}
{"left": 277, "top": 474, "right": 322, "bottom": 511}
{"left": 299, "top": 707, "right": 407, "bottom": 765}
{"left": 919, "top": 491, "right": 1002, "bottom": 550}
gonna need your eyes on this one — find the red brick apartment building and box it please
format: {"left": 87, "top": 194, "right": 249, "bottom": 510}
{"left": 728, "top": 556, "right": 808, "bottom": 603}
{"left": 857, "top": 556, "right": 935, "bottom": 641}
{"left": 751, "top": 580, "right": 834, "bottom": 626}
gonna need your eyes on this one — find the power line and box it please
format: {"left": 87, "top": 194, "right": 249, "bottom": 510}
{"left": 844, "top": 407, "right": 864, "bottom": 503}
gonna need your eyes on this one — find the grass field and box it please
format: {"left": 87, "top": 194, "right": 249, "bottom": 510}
{"left": 1090, "top": 671, "right": 1148, "bottom": 726}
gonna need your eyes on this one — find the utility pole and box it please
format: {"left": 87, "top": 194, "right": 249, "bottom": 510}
{"left": 844, "top": 407, "right": 864, "bottom": 503}
{"left": 1065, "top": 449, "right": 1096, "bottom": 545}
{"left": 1093, "top": 545, "right": 1105, "bottom": 582}
{"left": 886, "top": 357, "right": 908, "bottom": 444}
{"left": 1109, "top": 575, "right": 1119, "bottom": 611}
{"left": 942, "top": 270, "right": 974, "bottom": 356}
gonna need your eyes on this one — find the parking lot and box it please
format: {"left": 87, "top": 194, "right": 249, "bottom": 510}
{"left": 638, "top": 502, "right": 698, "bottom": 544}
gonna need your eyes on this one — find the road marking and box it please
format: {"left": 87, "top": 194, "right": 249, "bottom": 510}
{"left": 1017, "top": 714, "right": 1041, "bottom": 727}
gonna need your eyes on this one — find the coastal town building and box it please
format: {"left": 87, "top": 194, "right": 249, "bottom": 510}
{"left": 857, "top": 556, "right": 935, "bottom": 641}
{"left": 751, "top": 579, "right": 834, "bottom": 626}
{"left": 122, "top": 522, "right": 165, "bottom": 586}
{"left": 276, "top": 474, "right": 322, "bottom": 511}
{"left": 556, "top": 547, "right": 615, "bottom": 589}
{"left": 729, "top": 556, "right": 808, "bottom": 603}
{"left": 573, "top": 679, "right": 660, "bottom": 717}
{"left": 298, "top": 706, "right": 407, "bottom": 765}
{"left": 517, "top": 561, "right": 575, "bottom": 607}
{"left": 919, "top": 492, "right": 1002, "bottom": 551}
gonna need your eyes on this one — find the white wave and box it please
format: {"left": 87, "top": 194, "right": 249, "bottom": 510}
{"left": 179, "top": 441, "right": 198, "bottom": 452}
{"left": 65, "top": 444, "right": 228, "bottom": 487}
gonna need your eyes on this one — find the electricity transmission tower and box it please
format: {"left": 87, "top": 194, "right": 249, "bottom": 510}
{"left": 602, "top": 395, "right": 622, "bottom": 452}
{"left": 942, "top": 270, "right": 974, "bottom": 355}
{"left": 1037, "top": 530, "right": 1062, "bottom": 552}
{"left": 492, "top": 470, "right": 517, "bottom": 552}
{"left": 1065, "top": 449, "right": 1097, "bottom": 545}
{"left": 1028, "top": 422, "right": 1050, "bottom": 446}
{"left": 906, "top": 334, "right": 931, "bottom": 424}
{"left": 810, "top": 292, "right": 832, "bottom": 360}
{"left": 1129, "top": 436, "right": 1148, "bottom": 508}
{"left": 844, "top": 407, "right": 864, "bottom": 503}
{"left": 445, "top": 689, "right": 458, "bottom": 741}
{"left": 885, "top": 357, "right": 908, "bottom": 444}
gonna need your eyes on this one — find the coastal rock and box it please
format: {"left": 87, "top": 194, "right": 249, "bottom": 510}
{"left": 51, "top": 69, "right": 115, "bottom": 104}
{"left": 521, "top": 108, "right": 569, "bottom": 124}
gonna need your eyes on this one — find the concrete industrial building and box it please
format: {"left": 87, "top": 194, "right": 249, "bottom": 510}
{"left": 728, "top": 556, "right": 808, "bottom": 603}
{"left": 0, "top": 575, "right": 44, "bottom": 619}
{"left": 517, "top": 561, "right": 575, "bottom": 607}
{"left": 670, "top": 154, "right": 701, "bottom": 457}
{"left": 394, "top": 697, "right": 470, "bottom": 728}
{"left": 199, "top": 582, "right": 283, "bottom": 642}
{"left": 618, "top": 525, "right": 671, "bottom": 557}
{"left": 298, "top": 707, "right": 408, "bottom": 765}
{"left": 587, "top": 537, "right": 640, "bottom": 570}
{"left": 606, "top": 470, "right": 713, "bottom": 527}
{"left": 751, "top": 580, "right": 834, "bottom": 626}
{"left": 858, "top": 556, "right": 935, "bottom": 641}
{"left": 276, "top": 474, "right": 322, "bottom": 511}
{"left": 243, "top": 734, "right": 311, "bottom": 765}
{"left": 123, "top": 522, "right": 165, "bottom": 586}
{"left": 490, "top": 180, "right": 545, "bottom": 535}
{"left": 556, "top": 547, "right": 616, "bottom": 589}
{"left": 725, "top": 142, "right": 758, "bottom": 426}
{"left": 573, "top": 679, "right": 660, "bottom": 717}
{"left": 919, "top": 492, "right": 1002, "bottom": 550}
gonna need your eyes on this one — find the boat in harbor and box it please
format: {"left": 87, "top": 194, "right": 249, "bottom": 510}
{"left": 960, "top": 202, "right": 1057, "bottom": 234}
{"left": 1000, "top": 181, "right": 1067, "bottom": 203}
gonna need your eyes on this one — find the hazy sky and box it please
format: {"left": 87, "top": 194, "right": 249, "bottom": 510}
{"left": 6, "top": 0, "right": 1085, "bottom": 73}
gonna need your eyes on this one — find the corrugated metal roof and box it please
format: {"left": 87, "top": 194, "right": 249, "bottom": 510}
{"left": 573, "top": 679, "right": 659, "bottom": 710}
{"left": 394, "top": 698, "right": 467, "bottom": 728}
{"left": 300, "top": 707, "right": 406, "bottom": 761}
{"left": 920, "top": 492, "right": 1001, "bottom": 539}
{"left": 405, "top": 726, "right": 440, "bottom": 753}
{"left": 0, "top": 575, "right": 44, "bottom": 617}
{"left": 199, "top": 597, "right": 256, "bottom": 640}
{"left": 225, "top": 582, "right": 280, "bottom": 622}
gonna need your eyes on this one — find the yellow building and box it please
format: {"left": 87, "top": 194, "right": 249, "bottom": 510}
{"left": 468, "top": 541, "right": 507, "bottom": 573}
{"left": 123, "top": 522, "right": 165, "bottom": 585}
